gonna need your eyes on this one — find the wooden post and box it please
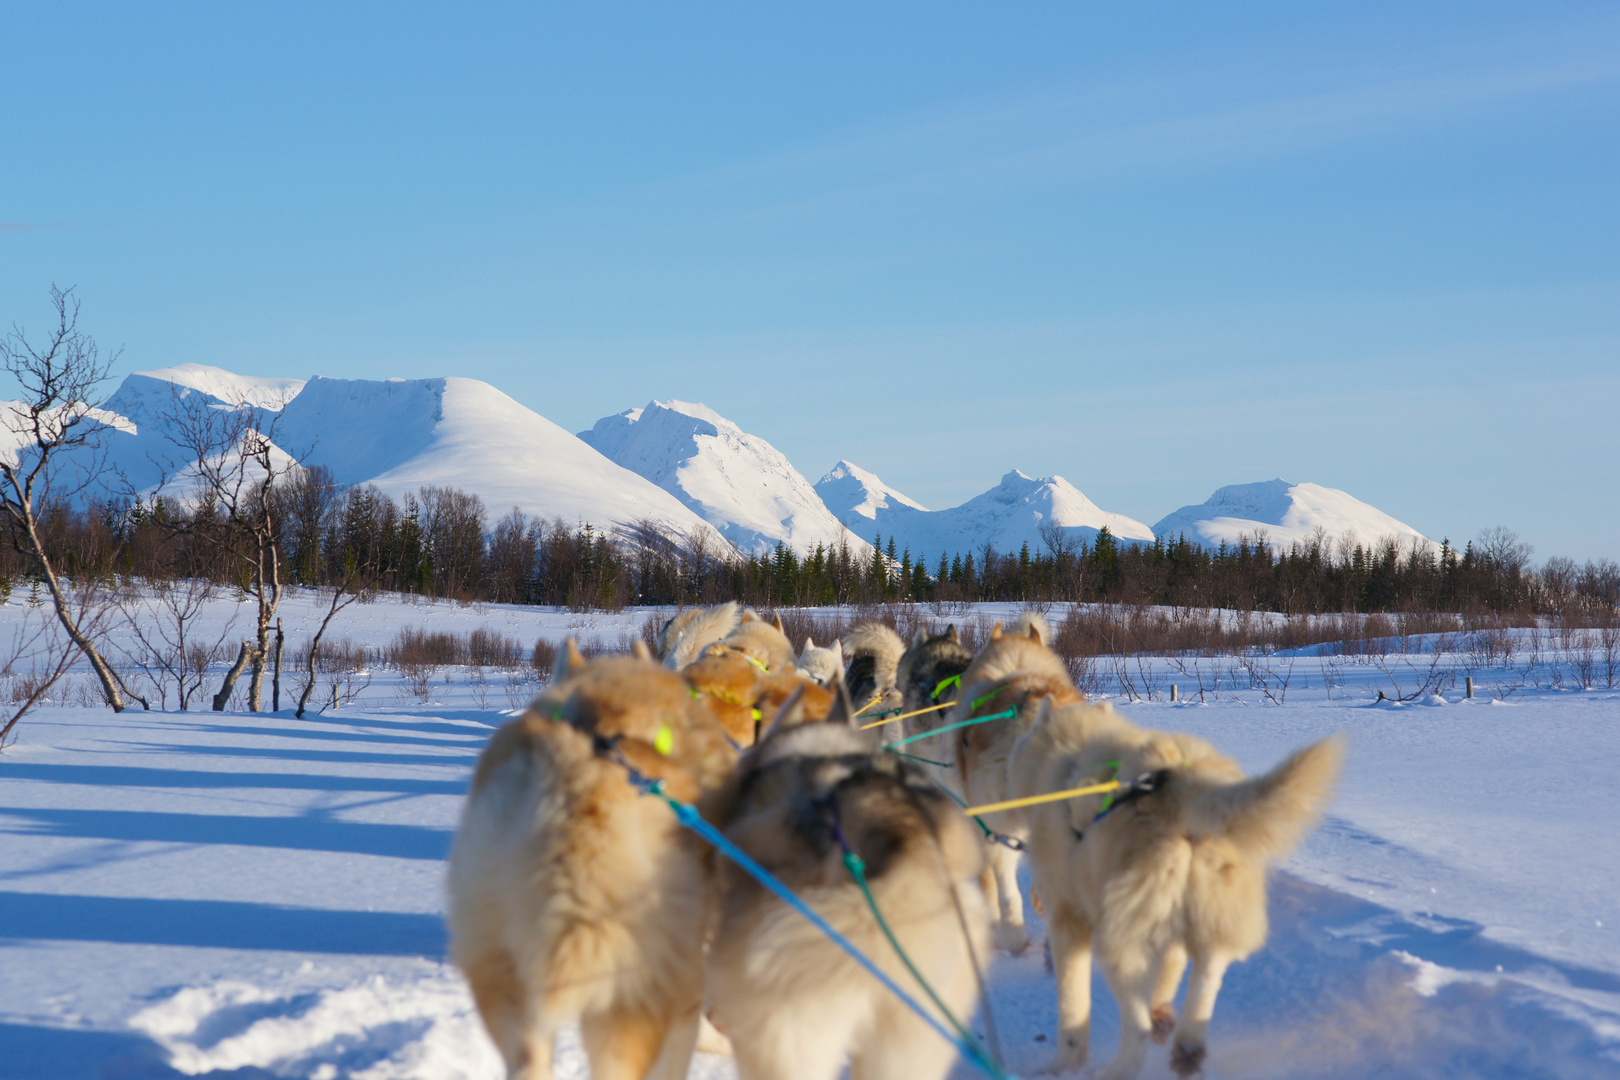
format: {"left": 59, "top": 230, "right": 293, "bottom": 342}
{"left": 1465, "top": 676, "right": 1473, "bottom": 700}
{"left": 1170, "top": 684, "right": 1178, "bottom": 702}
{"left": 272, "top": 618, "right": 285, "bottom": 712}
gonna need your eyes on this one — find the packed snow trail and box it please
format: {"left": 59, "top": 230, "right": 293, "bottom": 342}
{"left": 0, "top": 609, "right": 1617, "bottom": 1078}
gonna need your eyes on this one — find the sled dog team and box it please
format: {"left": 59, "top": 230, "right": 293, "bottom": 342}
{"left": 447, "top": 603, "right": 1344, "bottom": 1080}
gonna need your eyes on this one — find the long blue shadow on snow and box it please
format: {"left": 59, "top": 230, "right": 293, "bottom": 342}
{"left": 124, "top": 743, "right": 477, "bottom": 768}
{"left": 0, "top": 892, "right": 446, "bottom": 957}
{"left": 163, "top": 722, "right": 490, "bottom": 751}
{"left": 0, "top": 763, "right": 467, "bottom": 796}
{"left": 0, "top": 806, "right": 453, "bottom": 861}
{"left": 0, "top": 1021, "right": 205, "bottom": 1080}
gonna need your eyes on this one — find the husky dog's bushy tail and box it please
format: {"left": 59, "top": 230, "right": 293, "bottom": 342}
{"left": 842, "top": 622, "right": 905, "bottom": 708}
{"left": 659, "top": 602, "right": 742, "bottom": 670}
{"left": 1183, "top": 735, "right": 1345, "bottom": 861}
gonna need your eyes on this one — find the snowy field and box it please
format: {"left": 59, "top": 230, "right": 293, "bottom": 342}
{"left": 2, "top": 593, "right": 1618, "bottom": 1079}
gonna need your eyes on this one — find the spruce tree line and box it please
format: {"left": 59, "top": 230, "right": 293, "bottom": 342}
{"left": 7, "top": 479, "right": 1616, "bottom": 618}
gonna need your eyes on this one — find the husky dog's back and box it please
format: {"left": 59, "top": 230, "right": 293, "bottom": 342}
{"left": 1011, "top": 699, "right": 1343, "bottom": 1079}
{"left": 704, "top": 705, "right": 990, "bottom": 1080}
{"left": 447, "top": 647, "right": 735, "bottom": 1080}
{"left": 952, "top": 617, "right": 1081, "bottom": 952}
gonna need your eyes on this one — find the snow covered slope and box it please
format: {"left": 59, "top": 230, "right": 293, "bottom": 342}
{"left": 276, "top": 378, "right": 720, "bottom": 539}
{"left": 580, "top": 400, "right": 868, "bottom": 556}
{"left": 814, "top": 459, "right": 930, "bottom": 523}
{"left": 1153, "top": 479, "right": 1430, "bottom": 553}
{"left": 821, "top": 464, "right": 1155, "bottom": 563}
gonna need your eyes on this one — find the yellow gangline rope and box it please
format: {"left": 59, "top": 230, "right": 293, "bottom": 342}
{"left": 858, "top": 699, "right": 953, "bottom": 731}
{"left": 965, "top": 780, "right": 1122, "bottom": 817}
{"left": 854, "top": 693, "right": 886, "bottom": 718}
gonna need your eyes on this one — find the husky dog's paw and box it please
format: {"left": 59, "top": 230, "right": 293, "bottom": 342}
{"left": 1150, "top": 1006, "right": 1176, "bottom": 1044}
{"left": 1170, "top": 1039, "right": 1206, "bottom": 1077}
{"left": 1095, "top": 1057, "right": 1145, "bottom": 1080}
{"left": 993, "top": 922, "right": 1031, "bottom": 954}
{"left": 1037, "top": 1045, "right": 1087, "bottom": 1075}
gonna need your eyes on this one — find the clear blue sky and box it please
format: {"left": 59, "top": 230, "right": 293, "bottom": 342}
{"left": 4, "top": 2, "right": 1616, "bottom": 559}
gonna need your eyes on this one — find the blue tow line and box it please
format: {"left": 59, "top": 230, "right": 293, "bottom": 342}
{"left": 627, "top": 772, "right": 1010, "bottom": 1080}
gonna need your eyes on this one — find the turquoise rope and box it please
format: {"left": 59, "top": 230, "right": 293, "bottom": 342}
{"left": 625, "top": 774, "right": 1010, "bottom": 1080}
{"left": 884, "top": 708, "right": 1017, "bottom": 751}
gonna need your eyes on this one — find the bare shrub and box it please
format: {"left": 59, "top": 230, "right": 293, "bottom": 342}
{"left": 531, "top": 638, "right": 558, "bottom": 675}
{"left": 467, "top": 628, "right": 524, "bottom": 669}
{"left": 117, "top": 577, "right": 237, "bottom": 710}
{"left": 387, "top": 628, "right": 464, "bottom": 667}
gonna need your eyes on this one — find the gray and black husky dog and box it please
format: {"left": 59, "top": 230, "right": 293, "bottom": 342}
{"left": 702, "top": 686, "right": 990, "bottom": 1080}
{"left": 894, "top": 625, "right": 975, "bottom": 745}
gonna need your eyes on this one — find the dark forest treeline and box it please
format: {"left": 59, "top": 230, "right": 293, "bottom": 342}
{"left": 8, "top": 474, "right": 1617, "bottom": 618}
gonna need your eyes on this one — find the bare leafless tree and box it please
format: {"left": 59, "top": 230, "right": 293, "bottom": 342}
{"left": 0, "top": 286, "right": 131, "bottom": 712}
{"left": 295, "top": 553, "right": 381, "bottom": 718}
{"left": 116, "top": 577, "right": 238, "bottom": 709}
{"left": 155, "top": 385, "right": 302, "bottom": 711}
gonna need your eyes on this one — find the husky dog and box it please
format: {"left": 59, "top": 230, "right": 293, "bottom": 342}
{"left": 952, "top": 615, "right": 1080, "bottom": 953}
{"left": 703, "top": 691, "right": 991, "bottom": 1080}
{"left": 447, "top": 643, "right": 736, "bottom": 1080}
{"left": 1011, "top": 699, "right": 1343, "bottom": 1079}
{"left": 795, "top": 636, "right": 845, "bottom": 685}
{"left": 894, "top": 624, "right": 974, "bottom": 744}
{"left": 658, "top": 602, "right": 742, "bottom": 670}
{"left": 706, "top": 610, "right": 796, "bottom": 675}
{"left": 841, "top": 622, "right": 905, "bottom": 717}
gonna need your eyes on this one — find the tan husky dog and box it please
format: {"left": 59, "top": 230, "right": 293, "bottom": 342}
{"left": 446, "top": 641, "right": 735, "bottom": 1080}
{"left": 703, "top": 690, "right": 991, "bottom": 1080}
{"left": 952, "top": 614, "right": 1081, "bottom": 952}
{"left": 1011, "top": 699, "right": 1343, "bottom": 1080}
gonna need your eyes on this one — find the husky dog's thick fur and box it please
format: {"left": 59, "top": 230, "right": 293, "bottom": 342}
{"left": 703, "top": 697, "right": 990, "bottom": 1080}
{"left": 841, "top": 622, "right": 905, "bottom": 716}
{"left": 447, "top": 645, "right": 736, "bottom": 1080}
{"left": 894, "top": 624, "right": 974, "bottom": 744}
{"left": 1011, "top": 700, "right": 1343, "bottom": 1079}
{"left": 795, "top": 636, "right": 845, "bottom": 685}
{"left": 952, "top": 615, "right": 1080, "bottom": 952}
{"left": 658, "top": 602, "right": 742, "bottom": 670}
{"left": 707, "top": 610, "right": 796, "bottom": 675}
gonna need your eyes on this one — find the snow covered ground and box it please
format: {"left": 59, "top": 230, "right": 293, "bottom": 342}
{"left": 1, "top": 596, "right": 1617, "bottom": 1079}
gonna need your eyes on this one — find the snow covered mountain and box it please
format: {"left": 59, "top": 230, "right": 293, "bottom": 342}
{"left": 274, "top": 378, "right": 719, "bottom": 539}
{"left": 55, "top": 367, "right": 721, "bottom": 541}
{"left": 819, "top": 464, "right": 1156, "bottom": 563}
{"left": 814, "top": 459, "right": 930, "bottom": 522}
{"left": 580, "top": 400, "right": 869, "bottom": 557}
{"left": 1152, "top": 479, "right": 1430, "bottom": 553}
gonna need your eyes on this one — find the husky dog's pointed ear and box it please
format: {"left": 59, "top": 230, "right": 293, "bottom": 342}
{"left": 804, "top": 635, "right": 816, "bottom": 652}
{"left": 826, "top": 677, "right": 859, "bottom": 729}
{"left": 758, "top": 684, "right": 807, "bottom": 743}
{"left": 773, "top": 612, "right": 785, "bottom": 634}
{"left": 830, "top": 640, "right": 843, "bottom": 668}
{"left": 553, "top": 637, "right": 587, "bottom": 683}
{"left": 741, "top": 608, "right": 759, "bottom": 624}
{"left": 990, "top": 621, "right": 1004, "bottom": 640}
{"left": 912, "top": 629, "right": 928, "bottom": 648}
{"left": 631, "top": 638, "right": 653, "bottom": 663}
{"left": 1027, "top": 622, "right": 1042, "bottom": 641}
{"left": 946, "top": 624, "right": 960, "bottom": 644}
